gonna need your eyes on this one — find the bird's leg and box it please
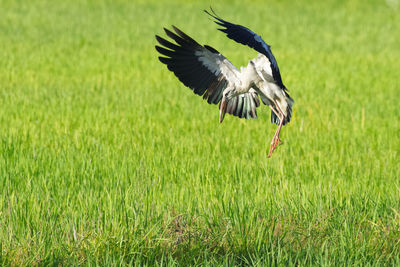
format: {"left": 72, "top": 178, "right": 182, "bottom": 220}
{"left": 274, "top": 104, "right": 286, "bottom": 145}
{"left": 268, "top": 104, "right": 285, "bottom": 158}
{"left": 268, "top": 119, "right": 284, "bottom": 157}
{"left": 269, "top": 105, "right": 283, "bottom": 145}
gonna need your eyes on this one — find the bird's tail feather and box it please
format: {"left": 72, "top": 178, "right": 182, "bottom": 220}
{"left": 271, "top": 93, "right": 294, "bottom": 125}
{"left": 223, "top": 92, "right": 260, "bottom": 121}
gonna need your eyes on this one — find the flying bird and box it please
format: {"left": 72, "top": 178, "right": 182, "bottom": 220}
{"left": 155, "top": 9, "right": 294, "bottom": 157}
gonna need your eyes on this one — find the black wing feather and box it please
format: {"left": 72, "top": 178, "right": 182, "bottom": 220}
{"left": 205, "top": 9, "right": 285, "bottom": 89}
{"left": 155, "top": 26, "right": 260, "bottom": 120}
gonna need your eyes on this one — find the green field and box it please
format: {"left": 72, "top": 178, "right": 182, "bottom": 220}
{"left": 1, "top": 0, "right": 400, "bottom": 265}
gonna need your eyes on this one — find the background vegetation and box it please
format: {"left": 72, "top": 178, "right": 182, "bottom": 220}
{"left": 0, "top": 0, "right": 399, "bottom": 265}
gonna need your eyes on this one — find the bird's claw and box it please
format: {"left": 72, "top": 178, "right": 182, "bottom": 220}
{"left": 277, "top": 138, "right": 283, "bottom": 146}
{"left": 267, "top": 137, "right": 282, "bottom": 158}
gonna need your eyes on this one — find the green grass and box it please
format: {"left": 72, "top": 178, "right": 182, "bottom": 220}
{"left": 1, "top": 0, "right": 400, "bottom": 265}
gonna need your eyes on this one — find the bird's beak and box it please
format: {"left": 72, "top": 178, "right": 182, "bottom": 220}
{"left": 219, "top": 98, "right": 227, "bottom": 123}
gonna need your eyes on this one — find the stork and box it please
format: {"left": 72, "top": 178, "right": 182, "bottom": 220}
{"left": 155, "top": 9, "right": 294, "bottom": 157}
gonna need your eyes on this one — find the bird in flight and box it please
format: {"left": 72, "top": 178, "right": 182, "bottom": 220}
{"left": 155, "top": 8, "right": 294, "bottom": 157}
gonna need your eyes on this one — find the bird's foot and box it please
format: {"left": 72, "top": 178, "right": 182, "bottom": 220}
{"left": 267, "top": 137, "right": 282, "bottom": 158}
{"left": 268, "top": 138, "right": 278, "bottom": 158}
{"left": 267, "top": 144, "right": 276, "bottom": 158}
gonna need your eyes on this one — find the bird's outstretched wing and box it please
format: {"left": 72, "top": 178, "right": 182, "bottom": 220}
{"left": 205, "top": 9, "right": 285, "bottom": 90}
{"left": 155, "top": 26, "right": 260, "bottom": 119}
